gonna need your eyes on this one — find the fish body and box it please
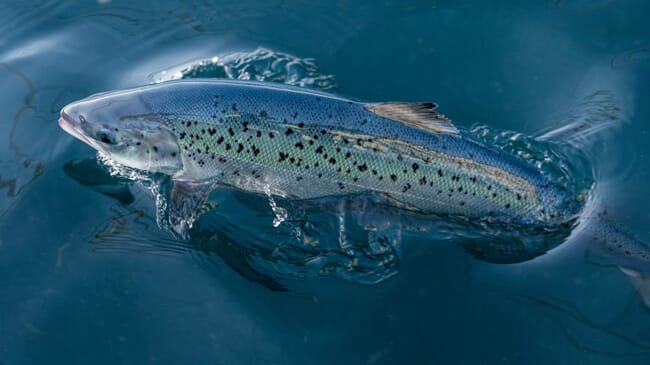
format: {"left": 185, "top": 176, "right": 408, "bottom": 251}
{"left": 59, "top": 79, "right": 578, "bottom": 228}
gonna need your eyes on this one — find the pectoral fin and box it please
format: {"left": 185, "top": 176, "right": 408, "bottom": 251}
{"left": 169, "top": 178, "right": 217, "bottom": 238}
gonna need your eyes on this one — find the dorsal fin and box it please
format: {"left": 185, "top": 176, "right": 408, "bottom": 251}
{"left": 365, "top": 102, "right": 459, "bottom": 135}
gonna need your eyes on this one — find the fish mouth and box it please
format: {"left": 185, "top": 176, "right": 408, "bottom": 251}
{"left": 59, "top": 109, "right": 96, "bottom": 148}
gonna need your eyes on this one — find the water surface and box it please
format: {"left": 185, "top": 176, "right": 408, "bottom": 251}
{"left": 1, "top": 1, "right": 650, "bottom": 364}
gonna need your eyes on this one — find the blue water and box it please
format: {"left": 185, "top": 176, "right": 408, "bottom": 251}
{"left": 2, "top": 1, "right": 650, "bottom": 364}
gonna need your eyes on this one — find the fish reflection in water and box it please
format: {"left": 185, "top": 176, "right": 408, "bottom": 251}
{"left": 63, "top": 156, "right": 575, "bottom": 292}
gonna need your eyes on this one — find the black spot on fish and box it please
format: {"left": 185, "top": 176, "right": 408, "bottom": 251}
{"left": 437, "top": 169, "right": 443, "bottom": 177}
{"left": 402, "top": 183, "right": 412, "bottom": 193}
{"left": 208, "top": 128, "right": 216, "bottom": 135}
{"left": 296, "top": 176, "right": 303, "bottom": 181}
{"left": 505, "top": 203, "right": 511, "bottom": 209}
{"left": 403, "top": 169, "right": 408, "bottom": 174}
{"left": 180, "top": 132, "right": 186, "bottom": 139}
{"left": 458, "top": 187, "right": 463, "bottom": 192}
{"left": 516, "top": 193, "right": 522, "bottom": 200}
{"left": 315, "top": 146, "right": 324, "bottom": 154}
{"left": 217, "top": 136, "right": 224, "bottom": 144}
{"left": 371, "top": 169, "right": 377, "bottom": 175}
{"left": 278, "top": 152, "right": 288, "bottom": 162}
{"left": 460, "top": 201, "right": 466, "bottom": 206}
{"left": 412, "top": 163, "right": 419, "bottom": 172}
{"left": 361, "top": 119, "right": 368, "bottom": 125}
{"left": 298, "top": 122, "right": 305, "bottom": 128}
{"left": 308, "top": 140, "right": 314, "bottom": 145}
{"left": 269, "top": 132, "right": 274, "bottom": 139}
{"left": 252, "top": 146, "right": 260, "bottom": 157}
{"left": 201, "top": 129, "right": 206, "bottom": 134}
{"left": 329, "top": 158, "right": 336, "bottom": 165}
{"left": 419, "top": 177, "right": 427, "bottom": 185}
{"left": 295, "top": 142, "right": 304, "bottom": 150}
{"left": 318, "top": 173, "right": 322, "bottom": 178}
{"left": 338, "top": 182, "right": 345, "bottom": 190}
{"left": 153, "top": 146, "right": 159, "bottom": 153}
{"left": 379, "top": 176, "right": 384, "bottom": 181}
{"left": 256, "top": 130, "right": 261, "bottom": 137}
{"left": 320, "top": 130, "right": 327, "bottom": 135}
{"left": 242, "top": 122, "right": 249, "bottom": 131}
{"left": 345, "top": 152, "right": 351, "bottom": 159}
{"left": 336, "top": 147, "right": 341, "bottom": 153}
{"left": 487, "top": 185, "right": 492, "bottom": 190}
{"left": 225, "top": 143, "right": 231, "bottom": 150}
{"left": 228, "top": 128, "right": 235, "bottom": 136}
{"left": 492, "top": 192, "right": 497, "bottom": 198}
{"left": 285, "top": 128, "right": 294, "bottom": 136}
{"left": 289, "top": 157, "right": 295, "bottom": 164}
{"left": 390, "top": 174, "right": 397, "bottom": 182}
{"left": 237, "top": 144, "right": 244, "bottom": 153}
{"left": 358, "top": 163, "right": 368, "bottom": 172}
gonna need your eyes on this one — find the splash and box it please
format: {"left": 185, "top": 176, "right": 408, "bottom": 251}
{"left": 263, "top": 184, "right": 287, "bottom": 228}
{"left": 97, "top": 152, "right": 170, "bottom": 230}
{"left": 470, "top": 122, "right": 594, "bottom": 201}
{"left": 152, "top": 47, "right": 339, "bottom": 91}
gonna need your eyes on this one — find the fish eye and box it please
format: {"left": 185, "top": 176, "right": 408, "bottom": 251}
{"left": 96, "top": 130, "right": 117, "bottom": 145}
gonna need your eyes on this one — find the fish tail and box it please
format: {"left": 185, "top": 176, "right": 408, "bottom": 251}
{"left": 586, "top": 210, "right": 650, "bottom": 307}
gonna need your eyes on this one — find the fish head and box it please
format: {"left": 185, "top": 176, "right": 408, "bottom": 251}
{"left": 59, "top": 87, "right": 183, "bottom": 175}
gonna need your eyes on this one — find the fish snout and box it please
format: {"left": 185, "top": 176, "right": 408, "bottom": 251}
{"left": 59, "top": 104, "right": 96, "bottom": 147}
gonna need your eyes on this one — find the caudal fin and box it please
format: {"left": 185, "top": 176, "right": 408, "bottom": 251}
{"left": 619, "top": 267, "right": 650, "bottom": 308}
{"left": 586, "top": 210, "right": 650, "bottom": 307}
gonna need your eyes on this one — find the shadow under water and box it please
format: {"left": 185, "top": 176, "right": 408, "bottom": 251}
{"left": 64, "top": 148, "right": 581, "bottom": 293}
